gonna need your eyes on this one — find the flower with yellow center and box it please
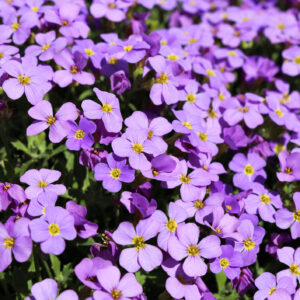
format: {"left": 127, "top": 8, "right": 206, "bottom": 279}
{"left": 228, "top": 51, "right": 236, "bottom": 57}
{"left": 42, "top": 207, "right": 46, "bottom": 214}
{"left": 188, "top": 38, "right": 197, "bottom": 44}
{"left": 275, "top": 108, "right": 284, "bottom": 117}
{"left": 267, "top": 288, "right": 276, "bottom": 295}
{"left": 46, "top": 116, "right": 56, "bottom": 125}
{"left": 132, "top": 236, "right": 146, "bottom": 251}
{"left": 123, "top": 45, "right": 133, "bottom": 52}
{"left": 110, "top": 168, "right": 121, "bottom": 179}
{"left": 198, "top": 132, "right": 208, "bottom": 141}
{"left": 274, "top": 144, "right": 285, "bottom": 154}
{"left": 215, "top": 227, "right": 222, "bottom": 234}
{"left": 242, "top": 17, "right": 250, "bottom": 22}
{"left": 42, "top": 43, "right": 50, "bottom": 52}
{"left": 218, "top": 93, "right": 225, "bottom": 101}
{"left": 108, "top": 3, "right": 116, "bottom": 9}
{"left": 182, "top": 121, "right": 192, "bottom": 130}
{"left": 101, "top": 103, "right": 113, "bottom": 113}
{"left": 3, "top": 184, "right": 11, "bottom": 191}
{"left": 180, "top": 174, "right": 191, "bottom": 184}
{"left": 294, "top": 56, "right": 300, "bottom": 65}
{"left": 219, "top": 258, "right": 230, "bottom": 268}
{"left": 62, "top": 20, "right": 69, "bottom": 26}
{"left": 147, "top": 130, "right": 154, "bottom": 139}
{"left": 11, "top": 23, "right": 20, "bottom": 31}
{"left": 31, "top": 6, "right": 39, "bottom": 11}
{"left": 152, "top": 168, "right": 159, "bottom": 177}
{"left": 226, "top": 205, "right": 232, "bottom": 211}
{"left": 85, "top": 48, "right": 95, "bottom": 56}
{"left": 18, "top": 75, "right": 31, "bottom": 85}
{"left": 70, "top": 65, "right": 78, "bottom": 74}
{"left": 206, "top": 69, "right": 215, "bottom": 77}
{"left": 48, "top": 223, "right": 60, "bottom": 236}
{"left": 209, "top": 109, "right": 217, "bottom": 118}
{"left": 109, "top": 57, "right": 118, "bottom": 65}
{"left": 260, "top": 194, "right": 271, "bottom": 204}
{"left": 110, "top": 288, "right": 122, "bottom": 299}
{"left": 187, "top": 245, "right": 199, "bottom": 256}
{"left": 132, "top": 143, "right": 143, "bottom": 154}
{"left": 160, "top": 40, "right": 167, "bottom": 45}
{"left": 168, "top": 54, "right": 179, "bottom": 61}
{"left": 293, "top": 210, "right": 300, "bottom": 222}
{"left": 244, "top": 164, "right": 254, "bottom": 176}
{"left": 243, "top": 237, "right": 256, "bottom": 250}
{"left": 4, "top": 237, "right": 14, "bottom": 249}
{"left": 37, "top": 181, "right": 47, "bottom": 188}
{"left": 277, "top": 23, "right": 285, "bottom": 30}
{"left": 284, "top": 167, "right": 292, "bottom": 175}
{"left": 186, "top": 93, "right": 196, "bottom": 103}
{"left": 155, "top": 72, "right": 169, "bottom": 84}
{"left": 0, "top": 52, "right": 4, "bottom": 59}
{"left": 75, "top": 129, "right": 85, "bottom": 140}
{"left": 166, "top": 219, "right": 177, "bottom": 232}
{"left": 289, "top": 263, "right": 300, "bottom": 275}
{"left": 194, "top": 200, "right": 204, "bottom": 209}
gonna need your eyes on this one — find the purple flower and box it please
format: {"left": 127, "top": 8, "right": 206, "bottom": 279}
{"left": 112, "top": 218, "right": 162, "bottom": 272}
{"left": 0, "top": 218, "right": 32, "bottom": 272}
{"left": 234, "top": 220, "right": 265, "bottom": 266}
{"left": 229, "top": 153, "right": 266, "bottom": 190}
{"left": 254, "top": 272, "right": 295, "bottom": 300}
{"left": 223, "top": 125, "right": 248, "bottom": 150}
{"left": 91, "top": 0, "right": 127, "bottom": 22}
{"left": 112, "top": 129, "right": 159, "bottom": 171}
{"left": 75, "top": 257, "right": 112, "bottom": 290}
{"left": 245, "top": 183, "right": 282, "bottom": 223}
{"left": 93, "top": 266, "right": 143, "bottom": 300}
{"left": 66, "top": 201, "right": 98, "bottom": 239}
{"left": 0, "top": 182, "right": 26, "bottom": 211}
{"left": 25, "top": 31, "right": 67, "bottom": 62}
{"left": 125, "top": 111, "right": 172, "bottom": 155}
{"left": 29, "top": 278, "right": 78, "bottom": 300}
{"left": 2, "top": 58, "right": 53, "bottom": 104}
{"left": 231, "top": 267, "right": 255, "bottom": 296}
{"left": 165, "top": 160, "right": 211, "bottom": 202}
{"left": 29, "top": 206, "right": 76, "bottom": 255}
{"left": 210, "top": 245, "right": 243, "bottom": 280}
{"left": 275, "top": 192, "right": 300, "bottom": 239}
{"left": 223, "top": 97, "right": 263, "bottom": 129}
{"left": 27, "top": 192, "right": 57, "bottom": 217}
{"left": 214, "top": 48, "right": 245, "bottom": 68}
{"left": 148, "top": 56, "right": 179, "bottom": 105}
{"left": 20, "top": 168, "right": 66, "bottom": 200}
{"left": 66, "top": 118, "right": 96, "bottom": 151}
{"left": 94, "top": 153, "right": 135, "bottom": 193}
{"left": 53, "top": 49, "right": 95, "bottom": 87}
{"left": 152, "top": 202, "right": 188, "bottom": 251}
{"left": 82, "top": 88, "right": 123, "bottom": 133}
{"left": 109, "top": 35, "right": 150, "bottom": 64}
{"left": 44, "top": 2, "right": 89, "bottom": 38}
{"left": 168, "top": 223, "right": 221, "bottom": 277}
{"left": 282, "top": 46, "right": 300, "bottom": 76}
{"left": 276, "top": 151, "right": 300, "bottom": 182}
{"left": 277, "top": 246, "right": 300, "bottom": 287}
{"left": 110, "top": 70, "right": 131, "bottom": 95}
{"left": 26, "top": 100, "right": 78, "bottom": 143}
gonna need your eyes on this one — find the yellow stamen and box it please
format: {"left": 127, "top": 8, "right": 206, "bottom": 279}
{"left": 75, "top": 129, "right": 85, "bottom": 140}
{"left": 166, "top": 219, "right": 177, "bottom": 232}
{"left": 48, "top": 223, "right": 60, "bottom": 236}
{"left": 132, "top": 143, "right": 143, "bottom": 153}
{"left": 132, "top": 236, "right": 146, "bottom": 251}
{"left": 110, "top": 168, "right": 121, "bottom": 179}
{"left": 101, "top": 103, "right": 113, "bottom": 113}
{"left": 187, "top": 245, "right": 199, "bottom": 256}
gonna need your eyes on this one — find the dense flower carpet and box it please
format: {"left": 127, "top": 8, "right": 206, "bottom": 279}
{"left": 0, "top": 0, "right": 300, "bottom": 299}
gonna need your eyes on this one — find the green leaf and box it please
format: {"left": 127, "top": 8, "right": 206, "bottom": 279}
{"left": 50, "top": 254, "right": 61, "bottom": 277}
{"left": 11, "top": 140, "right": 34, "bottom": 157}
{"left": 64, "top": 151, "right": 75, "bottom": 172}
{"left": 216, "top": 271, "right": 227, "bottom": 292}
{"left": 79, "top": 89, "right": 94, "bottom": 101}
{"left": 135, "top": 271, "right": 147, "bottom": 285}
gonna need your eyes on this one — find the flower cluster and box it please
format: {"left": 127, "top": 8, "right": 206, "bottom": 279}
{"left": 0, "top": 0, "right": 300, "bottom": 299}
